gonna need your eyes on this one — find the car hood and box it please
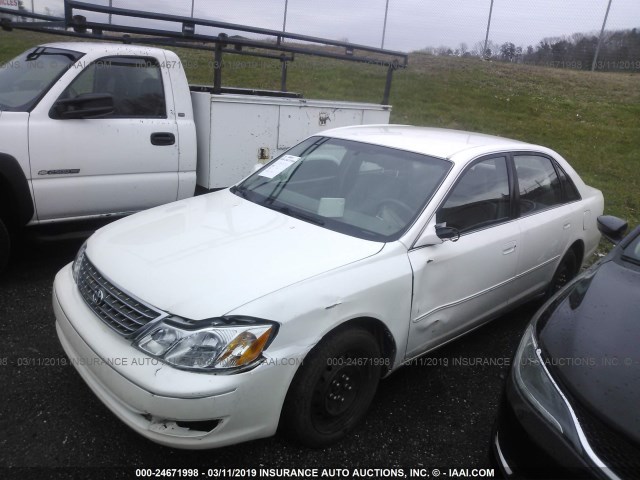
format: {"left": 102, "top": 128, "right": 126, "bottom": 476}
{"left": 538, "top": 260, "right": 640, "bottom": 445}
{"left": 87, "top": 189, "right": 384, "bottom": 320}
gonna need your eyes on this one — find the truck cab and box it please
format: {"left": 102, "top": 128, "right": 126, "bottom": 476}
{"left": 0, "top": 43, "right": 196, "bottom": 227}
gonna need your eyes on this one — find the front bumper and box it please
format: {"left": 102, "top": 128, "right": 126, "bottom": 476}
{"left": 53, "top": 263, "right": 300, "bottom": 449}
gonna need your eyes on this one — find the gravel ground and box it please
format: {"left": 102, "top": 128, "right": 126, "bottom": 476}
{"left": 0, "top": 236, "right": 538, "bottom": 479}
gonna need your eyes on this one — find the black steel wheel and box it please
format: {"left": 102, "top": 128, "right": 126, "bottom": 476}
{"left": 280, "top": 327, "right": 381, "bottom": 448}
{"left": 546, "top": 248, "right": 578, "bottom": 298}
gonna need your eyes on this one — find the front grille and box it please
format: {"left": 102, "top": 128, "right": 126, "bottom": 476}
{"left": 76, "top": 255, "right": 165, "bottom": 337}
{"left": 573, "top": 400, "right": 640, "bottom": 480}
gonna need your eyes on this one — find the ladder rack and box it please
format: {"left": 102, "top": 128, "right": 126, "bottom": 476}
{"left": 0, "top": 0, "right": 408, "bottom": 104}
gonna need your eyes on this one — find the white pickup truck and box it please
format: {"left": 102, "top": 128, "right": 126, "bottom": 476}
{"left": 0, "top": 42, "right": 391, "bottom": 270}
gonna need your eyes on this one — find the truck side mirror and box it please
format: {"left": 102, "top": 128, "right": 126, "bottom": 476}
{"left": 50, "top": 94, "right": 115, "bottom": 119}
{"left": 597, "top": 215, "right": 628, "bottom": 245}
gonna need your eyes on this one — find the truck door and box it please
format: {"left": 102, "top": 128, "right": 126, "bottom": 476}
{"left": 28, "top": 55, "right": 180, "bottom": 221}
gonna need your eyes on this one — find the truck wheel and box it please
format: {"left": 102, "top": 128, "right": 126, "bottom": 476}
{"left": 0, "top": 219, "right": 9, "bottom": 273}
{"left": 280, "top": 327, "right": 381, "bottom": 448}
{"left": 546, "top": 248, "right": 578, "bottom": 298}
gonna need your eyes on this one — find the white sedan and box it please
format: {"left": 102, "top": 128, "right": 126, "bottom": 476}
{"left": 53, "top": 126, "right": 604, "bottom": 449}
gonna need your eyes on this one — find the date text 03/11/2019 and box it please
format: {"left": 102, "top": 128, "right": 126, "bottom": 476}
{"left": 134, "top": 467, "right": 496, "bottom": 478}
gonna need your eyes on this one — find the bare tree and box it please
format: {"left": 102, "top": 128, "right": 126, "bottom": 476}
{"left": 500, "top": 42, "right": 516, "bottom": 62}
{"left": 472, "top": 41, "right": 486, "bottom": 57}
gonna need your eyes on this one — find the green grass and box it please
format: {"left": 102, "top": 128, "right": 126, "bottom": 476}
{"left": 2, "top": 30, "right": 638, "bottom": 231}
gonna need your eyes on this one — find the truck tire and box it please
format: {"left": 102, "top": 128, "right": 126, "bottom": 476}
{"left": 0, "top": 218, "right": 9, "bottom": 273}
{"left": 280, "top": 327, "right": 381, "bottom": 448}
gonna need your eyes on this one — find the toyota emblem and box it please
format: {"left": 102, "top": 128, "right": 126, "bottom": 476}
{"left": 92, "top": 289, "right": 105, "bottom": 306}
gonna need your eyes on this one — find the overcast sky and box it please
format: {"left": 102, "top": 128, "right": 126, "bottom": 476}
{"left": 9, "top": 0, "right": 640, "bottom": 52}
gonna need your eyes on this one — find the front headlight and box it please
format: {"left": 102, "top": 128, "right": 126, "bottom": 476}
{"left": 136, "top": 318, "right": 277, "bottom": 373}
{"left": 513, "top": 325, "right": 581, "bottom": 449}
{"left": 72, "top": 240, "right": 88, "bottom": 283}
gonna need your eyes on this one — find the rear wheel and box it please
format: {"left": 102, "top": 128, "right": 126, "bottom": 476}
{"left": 280, "top": 328, "right": 381, "bottom": 448}
{"left": 546, "top": 248, "right": 578, "bottom": 298}
{"left": 0, "top": 218, "right": 10, "bottom": 273}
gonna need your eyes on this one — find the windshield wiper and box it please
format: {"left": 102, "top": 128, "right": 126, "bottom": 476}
{"left": 266, "top": 204, "right": 325, "bottom": 226}
{"left": 230, "top": 185, "right": 248, "bottom": 198}
{"left": 621, "top": 254, "right": 640, "bottom": 266}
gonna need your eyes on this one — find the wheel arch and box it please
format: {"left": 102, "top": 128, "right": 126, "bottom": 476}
{"left": 567, "top": 238, "right": 585, "bottom": 269}
{"left": 278, "top": 315, "right": 392, "bottom": 446}
{"left": 0, "top": 153, "right": 34, "bottom": 229}
{"left": 326, "top": 316, "right": 397, "bottom": 376}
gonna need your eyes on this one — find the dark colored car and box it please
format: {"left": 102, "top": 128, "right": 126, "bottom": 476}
{"left": 493, "top": 215, "right": 640, "bottom": 479}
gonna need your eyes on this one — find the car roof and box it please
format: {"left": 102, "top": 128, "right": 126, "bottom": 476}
{"left": 320, "top": 125, "right": 538, "bottom": 161}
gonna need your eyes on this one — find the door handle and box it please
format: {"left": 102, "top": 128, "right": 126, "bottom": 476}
{"left": 563, "top": 223, "right": 571, "bottom": 230}
{"left": 502, "top": 241, "right": 517, "bottom": 255}
{"left": 150, "top": 132, "right": 176, "bottom": 146}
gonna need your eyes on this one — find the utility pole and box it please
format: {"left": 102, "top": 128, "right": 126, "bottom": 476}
{"left": 592, "top": 0, "right": 613, "bottom": 71}
{"left": 482, "top": 0, "right": 494, "bottom": 59}
{"left": 282, "top": 0, "right": 288, "bottom": 35}
{"left": 281, "top": 0, "right": 289, "bottom": 91}
{"left": 381, "top": 0, "right": 389, "bottom": 49}
{"left": 190, "top": 0, "right": 195, "bottom": 18}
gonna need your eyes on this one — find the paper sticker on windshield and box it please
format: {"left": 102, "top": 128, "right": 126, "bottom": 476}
{"left": 258, "top": 155, "right": 300, "bottom": 179}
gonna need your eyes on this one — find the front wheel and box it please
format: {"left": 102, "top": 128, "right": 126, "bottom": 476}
{"left": 280, "top": 328, "right": 381, "bottom": 448}
{"left": 0, "top": 219, "right": 10, "bottom": 273}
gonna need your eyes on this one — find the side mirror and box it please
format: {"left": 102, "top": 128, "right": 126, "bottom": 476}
{"left": 597, "top": 215, "right": 628, "bottom": 245}
{"left": 50, "top": 93, "right": 115, "bottom": 119}
{"left": 415, "top": 220, "right": 460, "bottom": 248}
{"left": 435, "top": 225, "right": 460, "bottom": 242}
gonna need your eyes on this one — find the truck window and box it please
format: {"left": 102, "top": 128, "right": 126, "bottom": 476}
{"left": 59, "top": 56, "right": 166, "bottom": 118}
{"left": 0, "top": 47, "right": 83, "bottom": 112}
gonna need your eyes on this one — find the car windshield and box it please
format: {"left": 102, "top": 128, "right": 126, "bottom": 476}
{"left": 622, "top": 233, "right": 640, "bottom": 265}
{"left": 0, "top": 47, "right": 84, "bottom": 112}
{"left": 233, "top": 136, "right": 451, "bottom": 242}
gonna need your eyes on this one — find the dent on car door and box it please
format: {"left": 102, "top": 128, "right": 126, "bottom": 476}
{"left": 28, "top": 54, "right": 180, "bottom": 221}
{"left": 406, "top": 156, "right": 519, "bottom": 358}
{"left": 510, "top": 153, "right": 580, "bottom": 303}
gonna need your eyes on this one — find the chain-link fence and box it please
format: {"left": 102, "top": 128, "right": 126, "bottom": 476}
{"left": 3, "top": 0, "right": 639, "bottom": 71}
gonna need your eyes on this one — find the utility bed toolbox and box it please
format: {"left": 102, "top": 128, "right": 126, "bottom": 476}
{"left": 191, "top": 91, "right": 391, "bottom": 189}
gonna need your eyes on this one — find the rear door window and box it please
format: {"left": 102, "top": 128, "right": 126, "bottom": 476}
{"left": 514, "top": 155, "right": 563, "bottom": 215}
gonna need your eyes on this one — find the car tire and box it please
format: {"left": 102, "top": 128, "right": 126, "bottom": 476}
{"left": 280, "top": 327, "right": 382, "bottom": 448}
{"left": 546, "top": 248, "right": 578, "bottom": 298}
{"left": 0, "top": 218, "right": 10, "bottom": 273}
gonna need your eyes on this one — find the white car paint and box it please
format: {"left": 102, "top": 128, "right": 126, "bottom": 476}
{"left": 53, "top": 125, "right": 604, "bottom": 449}
{"left": 85, "top": 190, "right": 384, "bottom": 319}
